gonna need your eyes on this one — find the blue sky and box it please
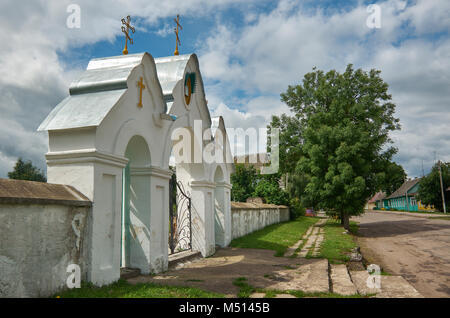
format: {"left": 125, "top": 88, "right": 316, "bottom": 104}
{"left": 0, "top": 0, "right": 449, "bottom": 179}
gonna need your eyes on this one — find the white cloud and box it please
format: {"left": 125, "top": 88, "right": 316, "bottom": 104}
{"left": 0, "top": 0, "right": 260, "bottom": 177}
{"left": 0, "top": 0, "right": 449, "bottom": 180}
{"left": 198, "top": 0, "right": 450, "bottom": 178}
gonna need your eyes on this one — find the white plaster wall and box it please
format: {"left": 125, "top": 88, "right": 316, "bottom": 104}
{"left": 42, "top": 52, "right": 234, "bottom": 286}
{"left": 128, "top": 171, "right": 152, "bottom": 273}
{"left": 231, "top": 206, "right": 290, "bottom": 240}
{"left": 148, "top": 170, "right": 171, "bottom": 274}
{"left": 0, "top": 204, "right": 90, "bottom": 298}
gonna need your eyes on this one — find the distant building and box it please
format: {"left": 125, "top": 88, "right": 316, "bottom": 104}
{"left": 376, "top": 178, "right": 435, "bottom": 212}
{"left": 366, "top": 191, "right": 386, "bottom": 210}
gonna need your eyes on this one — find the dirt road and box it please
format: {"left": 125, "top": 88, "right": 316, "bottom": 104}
{"left": 353, "top": 212, "right": 450, "bottom": 297}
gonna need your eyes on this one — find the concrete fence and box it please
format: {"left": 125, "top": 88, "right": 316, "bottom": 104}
{"left": 0, "top": 179, "right": 289, "bottom": 298}
{"left": 230, "top": 202, "right": 290, "bottom": 240}
{"left": 0, "top": 179, "right": 91, "bottom": 298}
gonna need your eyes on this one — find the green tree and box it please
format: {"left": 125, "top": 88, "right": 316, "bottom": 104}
{"left": 282, "top": 65, "right": 400, "bottom": 229}
{"left": 417, "top": 162, "right": 449, "bottom": 212}
{"left": 8, "top": 158, "right": 47, "bottom": 182}
{"left": 253, "top": 176, "right": 290, "bottom": 206}
{"left": 269, "top": 114, "right": 302, "bottom": 175}
{"left": 380, "top": 161, "right": 407, "bottom": 196}
{"left": 230, "top": 164, "right": 258, "bottom": 202}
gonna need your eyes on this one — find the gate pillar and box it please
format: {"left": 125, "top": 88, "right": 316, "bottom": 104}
{"left": 147, "top": 166, "right": 172, "bottom": 274}
{"left": 189, "top": 180, "right": 216, "bottom": 257}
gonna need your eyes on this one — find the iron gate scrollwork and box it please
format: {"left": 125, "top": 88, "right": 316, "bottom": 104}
{"left": 169, "top": 174, "right": 192, "bottom": 254}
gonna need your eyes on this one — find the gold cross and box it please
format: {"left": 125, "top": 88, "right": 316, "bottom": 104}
{"left": 173, "top": 14, "right": 182, "bottom": 56}
{"left": 137, "top": 77, "right": 145, "bottom": 108}
{"left": 121, "top": 15, "right": 135, "bottom": 55}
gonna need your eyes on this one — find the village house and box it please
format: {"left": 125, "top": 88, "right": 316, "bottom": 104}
{"left": 365, "top": 191, "right": 386, "bottom": 210}
{"left": 375, "top": 178, "right": 435, "bottom": 212}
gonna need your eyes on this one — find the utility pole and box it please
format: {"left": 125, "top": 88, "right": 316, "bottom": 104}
{"left": 422, "top": 159, "right": 425, "bottom": 177}
{"left": 438, "top": 160, "right": 447, "bottom": 214}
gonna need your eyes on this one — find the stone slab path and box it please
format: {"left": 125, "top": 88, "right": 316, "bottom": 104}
{"left": 330, "top": 264, "right": 358, "bottom": 295}
{"left": 285, "top": 218, "right": 326, "bottom": 258}
{"left": 350, "top": 270, "right": 423, "bottom": 298}
{"left": 127, "top": 242, "right": 423, "bottom": 298}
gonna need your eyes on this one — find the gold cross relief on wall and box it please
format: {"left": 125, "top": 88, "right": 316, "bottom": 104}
{"left": 137, "top": 77, "right": 145, "bottom": 108}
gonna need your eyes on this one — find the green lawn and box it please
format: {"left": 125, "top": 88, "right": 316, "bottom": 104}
{"left": 233, "top": 277, "right": 368, "bottom": 298}
{"left": 54, "top": 279, "right": 224, "bottom": 298}
{"left": 380, "top": 209, "right": 447, "bottom": 215}
{"left": 230, "top": 216, "right": 319, "bottom": 256}
{"left": 430, "top": 216, "right": 450, "bottom": 221}
{"left": 315, "top": 219, "right": 358, "bottom": 263}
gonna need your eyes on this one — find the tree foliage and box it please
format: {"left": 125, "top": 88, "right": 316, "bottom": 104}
{"left": 269, "top": 114, "right": 303, "bottom": 175}
{"left": 417, "top": 162, "right": 449, "bottom": 212}
{"left": 380, "top": 161, "right": 407, "bottom": 196}
{"left": 230, "top": 164, "right": 289, "bottom": 206}
{"left": 281, "top": 65, "right": 400, "bottom": 229}
{"left": 8, "top": 158, "right": 47, "bottom": 182}
{"left": 230, "top": 164, "right": 258, "bottom": 202}
{"left": 254, "top": 177, "right": 289, "bottom": 206}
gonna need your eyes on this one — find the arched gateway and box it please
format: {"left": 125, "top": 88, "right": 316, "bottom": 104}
{"left": 38, "top": 53, "right": 234, "bottom": 286}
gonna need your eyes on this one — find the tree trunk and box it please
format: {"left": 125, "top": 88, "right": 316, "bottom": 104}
{"left": 340, "top": 211, "right": 344, "bottom": 225}
{"left": 343, "top": 211, "right": 350, "bottom": 230}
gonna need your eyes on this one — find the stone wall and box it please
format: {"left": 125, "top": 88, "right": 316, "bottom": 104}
{"left": 230, "top": 202, "right": 290, "bottom": 240}
{"left": 0, "top": 179, "right": 91, "bottom": 298}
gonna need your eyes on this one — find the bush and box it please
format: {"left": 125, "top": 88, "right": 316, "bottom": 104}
{"left": 253, "top": 178, "right": 289, "bottom": 206}
{"left": 289, "top": 197, "right": 305, "bottom": 219}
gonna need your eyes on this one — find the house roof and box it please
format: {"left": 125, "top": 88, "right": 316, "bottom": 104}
{"left": 386, "top": 178, "right": 421, "bottom": 199}
{"left": 38, "top": 53, "right": 154, "bottom": 131}
{"left": 38, "top": 53, "right": 209, "bottom": 131}
{"left": 369, "top": 191, "right": 386, "bottom": 203}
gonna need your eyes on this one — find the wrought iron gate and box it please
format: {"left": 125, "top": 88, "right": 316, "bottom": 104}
{"left": 169, "top": 175, "right": 192, "bottom": 254}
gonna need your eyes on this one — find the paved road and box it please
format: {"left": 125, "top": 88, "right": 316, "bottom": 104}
{"left": 353, "top": 212, "right": 450, "bottom": 298}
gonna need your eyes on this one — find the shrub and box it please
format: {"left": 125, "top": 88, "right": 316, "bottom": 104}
{"left": 289, "top": 197, "right": 305, "bottom": 219}
{"left": 253, "top": 178, "right": 290, "bottom": 206}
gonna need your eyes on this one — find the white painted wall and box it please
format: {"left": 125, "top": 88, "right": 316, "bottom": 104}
{"left": 41, "top": 53, "right": 234, "bottom": 286}
{"left": 231, "top": 203, "right": 290, "bottom": 240}
{"left": 0, "top": 204, "right": 90, "bottom": 298}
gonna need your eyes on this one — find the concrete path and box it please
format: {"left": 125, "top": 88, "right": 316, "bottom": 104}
{"left": 127, "top": 247, "right": 330, "bottom": 297}
{"left": 353, "top": 211, "right": 450, "bottom": 297}
{"left": 126, "top": 221, "right": 424, "bottom": 298}
{"left": 285, "top": 218, "right": 326, "bottom": 257}
{"left": 350, "top": 271, "right": 422, "bottom": 298}
{"left": 367, "top": 209, "right": 448, "bottom": 219}
{"left": 330, "top": 264, "right": 358, "bottom": 295}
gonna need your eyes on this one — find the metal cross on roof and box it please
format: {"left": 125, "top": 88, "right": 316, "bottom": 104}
{"left": 173, "top": 14, "right": 182, "bottom": 56}
{"left": 121, "top": 15, "right": 135, "bottom": 55}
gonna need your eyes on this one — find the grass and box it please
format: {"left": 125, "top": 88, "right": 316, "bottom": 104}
{"left": 230, "top": 216, "right": 319, "bottom": 256}
{"left": 53, "top": 279, "right": 224, "bottom": 298}
{"left": 430, "top": 216, "right": 450, "bottom": 220}
{"left": 315, "top": 219, "right": 359, "bottom": 264}
{"left": 232, "top": 278, "right": 370, "bottom": 298}
{"left": 380, "top": 209, "right": 447, "bottom": 215}
{"left": 269, "top": 290, "right": 370, "bottom": 298}
{"left": 232, "top": 277, "right": 256, "bottom": 298}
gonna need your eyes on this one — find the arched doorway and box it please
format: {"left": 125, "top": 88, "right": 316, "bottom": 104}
{"left": 121, "top": 135, "right": 151, "bottom": 272}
